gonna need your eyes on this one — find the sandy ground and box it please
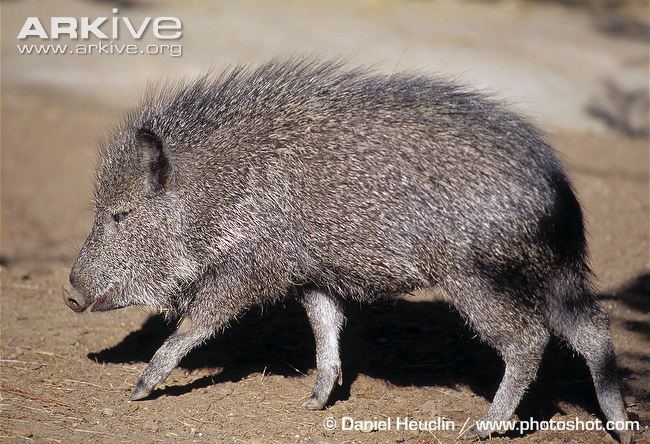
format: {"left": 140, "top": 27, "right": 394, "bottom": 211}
{"left": 1, "top": 0, "right": 649, "bottom": 442}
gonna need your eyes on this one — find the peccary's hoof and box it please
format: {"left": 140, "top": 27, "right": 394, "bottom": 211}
{"left": 618, "top": 430, "right": 634, "bottom": 444}
{"left": 129, "top": 381, "right": 151, "bottom": 401}
{"left": 302, "top": 396, "right": 326, "bottom": 410}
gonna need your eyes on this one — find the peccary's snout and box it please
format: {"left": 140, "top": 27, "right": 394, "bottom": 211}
{"left": 65, "top": 272, "right": 91, "bottom": 313}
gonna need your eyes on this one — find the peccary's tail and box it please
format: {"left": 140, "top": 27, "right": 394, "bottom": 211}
{"left": 544, "top": 264, "right": 633, "bottom": 444}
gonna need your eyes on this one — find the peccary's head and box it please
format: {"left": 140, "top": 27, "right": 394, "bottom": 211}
{"left": 66, "top": 127, "right": 197, "bottom": 313}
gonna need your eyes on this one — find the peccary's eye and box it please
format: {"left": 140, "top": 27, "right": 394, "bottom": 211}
{"left": 112, "top": 211, "right": 130, "bottom": 224}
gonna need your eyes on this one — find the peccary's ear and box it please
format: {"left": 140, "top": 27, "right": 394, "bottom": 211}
{"left": 136, "top": 129, "right": 172, "bottom": 195}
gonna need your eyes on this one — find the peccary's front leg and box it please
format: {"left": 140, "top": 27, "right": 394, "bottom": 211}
{"left": 130, "top": 268, "right": 249, "bottom": 401}
{"left": 129, "top": 320, "right": 215, "bottom": 400}
{"left": 301, "top": 288, "right": 345, "bottom": 410}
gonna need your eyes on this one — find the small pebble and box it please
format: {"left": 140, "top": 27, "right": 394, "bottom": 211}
{"left": 419, "top": 399, "right": 440, "bottom": 416}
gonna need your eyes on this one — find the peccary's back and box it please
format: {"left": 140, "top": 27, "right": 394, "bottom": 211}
{"left": 128, "top": 59, "right": 582, "bottom": 300}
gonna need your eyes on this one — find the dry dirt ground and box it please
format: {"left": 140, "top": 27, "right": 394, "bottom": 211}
{"left": 1, "top": 1, "right": 649, "bottom": 443}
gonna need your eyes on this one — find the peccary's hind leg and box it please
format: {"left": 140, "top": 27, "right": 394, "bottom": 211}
{"left": 300, "top": 288, "right": 345, "bottom": 410}
{"left": 545, "top": 286, "right": 633, "bottom": 444}
{"left": 129, "top": 319, "right": 215, "bottom": 401}
{"left": 444, "top": 278, "right": 550, "bottom": 439}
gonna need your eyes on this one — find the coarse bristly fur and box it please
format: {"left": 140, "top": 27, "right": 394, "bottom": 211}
{"left": 67, "top": 58, "right": 633, "bottom": 443}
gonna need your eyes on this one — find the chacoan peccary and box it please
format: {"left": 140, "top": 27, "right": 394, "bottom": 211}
{"left": 66, "top": 59, "right": 632, "bottom": 442}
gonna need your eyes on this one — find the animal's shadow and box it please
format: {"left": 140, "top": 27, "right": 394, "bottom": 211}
{"left": 89, "top": 274, "right": 648, "bottom": 432}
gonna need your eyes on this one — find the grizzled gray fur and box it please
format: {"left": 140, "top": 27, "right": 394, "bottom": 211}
{"left": 67, "top": 59, "right": 632, "bottom": 442}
